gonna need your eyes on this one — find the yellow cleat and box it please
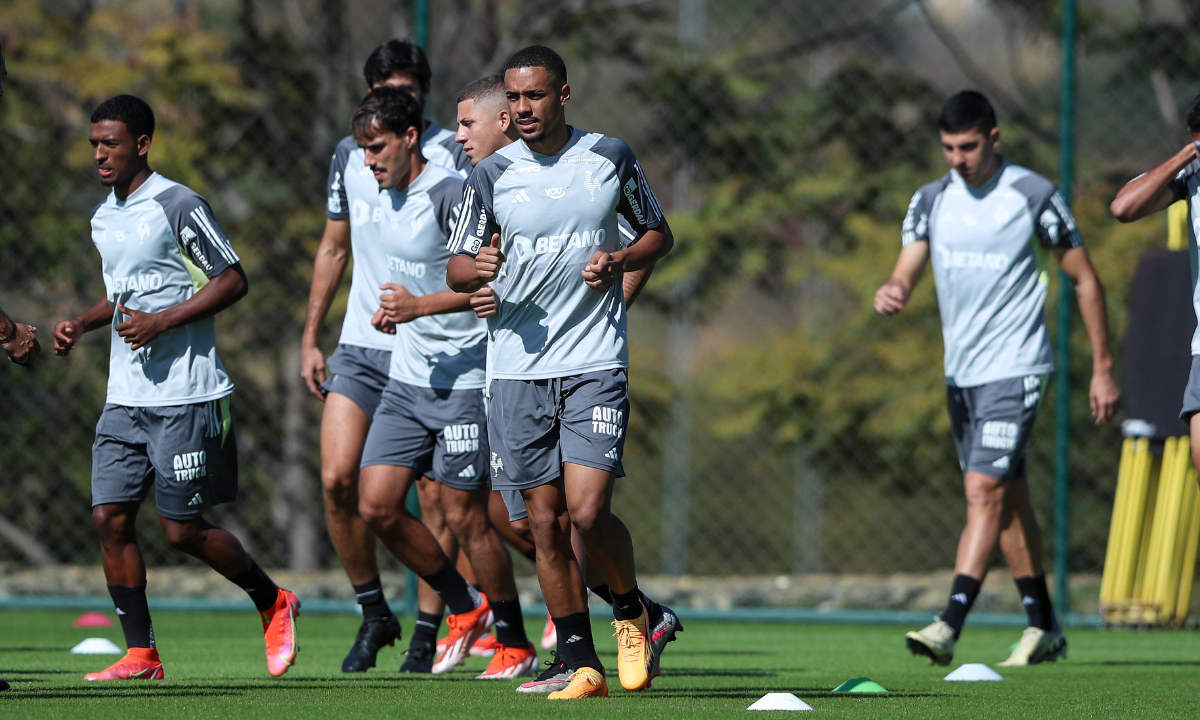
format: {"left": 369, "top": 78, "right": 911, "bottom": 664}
{"left": 546, "top": 667, "right": 609, "bottom": 699}
{"left": 612, "top": 604, "right": 652, "bottom": 691}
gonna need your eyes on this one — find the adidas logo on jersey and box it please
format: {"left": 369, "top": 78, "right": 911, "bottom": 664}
{"left": 512, "top": 190, "right": 531, "bottom": 203}
{"left": 992, "top": 455, "right": 1011, "bottom": 470}
{"left": 458, "top": 465, "right": 476, "bottom": 478}
{"left": 188, "top": 493, "right": 203, "bottom": 507}
{"left": 605, "top": 448, "right": 620, "bottom": 461}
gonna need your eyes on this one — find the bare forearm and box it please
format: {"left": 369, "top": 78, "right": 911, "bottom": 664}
{"left": 156, "top": 266, "right": 248, "bottom": 332}
{"left": 447, "top": 255, "right": 485, "bottom": 293}
{"left": 623, "top": 263, "right": 655, "bottom": 307}
{"left": 76, "top": 297, "right": 116, "bottom": 333}
{"left": 0, "top": 307, "right": 12, "bottom": 339}
{"left": 1111, "top": 144, "right": 1195, "bottom": 222}
{"left": 416, "top": 289, "right": 474, "bottom": 316}
{"left": 303, "top": 240, "right": 350, "bottom": 343}
{"left": 613, "top": 226, "right": 673, "bottom": 273}
{"left": 1075, "top": 275, "right": 1113, "bottom": 374}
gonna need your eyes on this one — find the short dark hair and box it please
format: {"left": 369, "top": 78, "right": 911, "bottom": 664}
{"left": 91, "top": 95, "right": 155, "bottom": 140}
{"left": 363, "top": 39, "right": 431, "bottom": 90}
{"left": 937, "top": 90, "right": 997, "bottom": 135}
{"left": 351, "top": 85, "right": 423, "bottom": 141}
{"left": 504, "top": 45, "right": 567, "bottom": 87}
{"left": 1186, "top": 94, "right": 1200, "bottom": 135}
{"left": 457, "top": 74, "right": 506, "bottom": 105}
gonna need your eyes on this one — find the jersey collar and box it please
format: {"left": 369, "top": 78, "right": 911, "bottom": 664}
{"left": 112, "top": 172, "right": 161, "bottom": 208}
{"left": 517, "top": 126, "right": 585, "bottom": 162}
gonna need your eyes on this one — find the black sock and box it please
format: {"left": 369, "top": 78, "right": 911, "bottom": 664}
{"left": 611, "top": 586, "right": 644, "bottom": 621}
{"left": 352, "top": 577, "right": 392, "bottom": 620}
{"left": 1014, "top": 574, "right": 1055, "bottom": 631}
{"left": 941, "top": 574, "right": 982, "bottom": 639}
{"left": 419, "top": 559, "right": 481, "bottom": 615}
{"left": 410, "top": 610, "right": 442, "bottom": 648}
{"left": 230, "top": 562, "right": 279, "bottom": 613}
{"left": 108, "top": 583, "right": 155, "bottom": 649}
{"left": 491, "top": 599, "right": 531, "bottom": 648}
{"left": 553, "top": 611, "right": 601, "bottom": 671}
{"left": 522, "top": 548, "right": 537, "bottom": 563}
{"left": 589, "top": 583, "right": 614, "bottom": 606}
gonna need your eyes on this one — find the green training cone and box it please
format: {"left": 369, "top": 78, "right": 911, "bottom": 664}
{"left": 832, "top": 677, "right": 888, "bottom": 693}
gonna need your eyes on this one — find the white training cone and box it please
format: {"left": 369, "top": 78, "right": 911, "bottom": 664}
{"left": 748, "top": 693, "right": 814, "bottom": 711}
{"left": 70, "top": 638, "right": 123, "bottom": 655}
{"left": 944, "top": 663, "right": 1003, "bottom": 681}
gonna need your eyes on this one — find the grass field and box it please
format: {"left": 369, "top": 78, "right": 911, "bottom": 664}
{"left": 1, "top": 609, "right": 1197, "bottom": 718}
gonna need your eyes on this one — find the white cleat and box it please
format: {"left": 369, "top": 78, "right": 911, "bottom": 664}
{"left": 905, "top": 617, "right": 956, "bottom": 666}
{"left": 997, "top": 627, "right": 1067, "bottom": 667}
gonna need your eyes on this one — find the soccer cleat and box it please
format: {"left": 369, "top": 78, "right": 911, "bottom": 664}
{"left": 84, "top": 648, "right": 165, "bottom": 681}
{"left": 997, "top": 627, "right": 1068, "bottom": 667}
{"left": 399, "top": 642, "right": 434, "bottom": 674}
{"left": 431, "top": 597, "right": 493, "bottom": 674}
{"left": 469, "top": 632, "right": 499, "bottom": 658}
{"left": 342, "top": 614, "right": 401, "bottom": 672}
{"left": 546, "top": 667, "right": 609, "bottom": 699}
{"left": 540, "top": 613, "right": 557, "bottom": 650}
{"left": 476, "top": 643, "right": 539, "bottom": 679}
{"left": 516, "top": 653, "right": 572, "bottom": 694}
{"left": 905, "top": 616, "right": 956, "bottom": 666}
{"left": 647, "top": 602, "right": 684, "bottom": 685}
{"left": 612, "top": 603, "right": 653, "bottom": 691}
{"left": 260, "top": 588, "right": 301, "bottom": 677}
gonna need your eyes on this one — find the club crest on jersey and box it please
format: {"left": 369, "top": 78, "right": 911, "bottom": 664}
{"left": 584, "top": 172, "right": 602, "bottom": 202}
{"left": 137, "top": 220, "right": 151, "bottom": 244}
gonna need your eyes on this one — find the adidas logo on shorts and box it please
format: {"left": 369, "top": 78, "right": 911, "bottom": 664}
{"left": 604, "top": 448, "right": 619, "bottom": 461}
{"left": 187, "top": 493, "right": 203, "bottom": 507}
{"left": 992, "top": 455, "right": 1011, "bottom": 470}
{"left": 458, "top": 465, "right": 476, "bottom": 478}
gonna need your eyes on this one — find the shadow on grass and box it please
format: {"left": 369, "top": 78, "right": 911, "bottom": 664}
{"left": 648, "top": 687, "right": 943, "bottom": 701}
{"left": 668, "top": 649, "right": 770, "bottom": 656}
{"left": 5, "top": 689, "right": 244, "bottom": 700}
{"left": 661, "top": 668, "right": 779, "bottom": 678}
{"left": 1073, "top": 661, "right": 1200, "bottom": 667}
{"left": 0, "top": 669, "right": 76, "bottom": 674}
{"left": 0, "top": 647, "right": 73, "bottom": 653}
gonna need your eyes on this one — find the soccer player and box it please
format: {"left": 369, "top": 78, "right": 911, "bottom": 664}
{"left": 300, "top": 39, "right": 475, "bottom": 673}
{"left": 875, "top": 91, "right": 1119, "bottom": 667}
{"left": 447, "top": 48, "right": 676, "bottom": 699}
{"left": 52, "top": 95, "right": 300, "bottom": 681}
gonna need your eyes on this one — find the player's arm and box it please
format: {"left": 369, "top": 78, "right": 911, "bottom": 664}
{"left": 301, "top": 217, "right": 351, "bottom": 398}
{"left": 1110, "top": 142, "right": 1198, "bottom": 222}
{"left": 623, "top": 263, "right": 655, "bottom": 307}
{"left": 446, "top": 171, "right": 502, "bottom": 294}
{"left": 874, "top": 242, "right": 929, "bottom": 315}
{"left": 53, "top": 296, "right": 115, "bottom": 356}
{"left": 0, "top": 305, "right": 39, "bottom": 366}
{"left": 377, "top": 284, "right": 474, "bottom": 325}
{"left": 1056, "top": 245, "right": 1119, "bottom": 424}
{"left": 116, "top": 264, "right": 248, "bottom": 351}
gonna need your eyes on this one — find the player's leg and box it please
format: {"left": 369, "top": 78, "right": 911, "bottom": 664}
{"left": 492, "top": 490, "right": 537, "bottom": 558}
{"left": 403, "top": 477, "right": 452, "bottom": 673}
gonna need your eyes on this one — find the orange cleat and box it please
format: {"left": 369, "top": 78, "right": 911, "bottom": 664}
{"left": 469, "top": 632, "right": 499, "bottom": 658}
{"left": 84, "top": 647, "right": 164, "bottom": 681}
{"left": 475, "top": 643, "right": 538, "bottom": 679}
{"left": 260, "top": 588, "right": 301, "bottom": 677}
{"left": 431, "top": 596, "right": 493, "bottom": 674}
{"left": 546, "top": 667, "right": 609, "bottom": 699}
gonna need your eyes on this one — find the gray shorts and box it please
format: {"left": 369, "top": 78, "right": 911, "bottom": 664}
{"left": 92, "top": 398, "right": 239, "bottom": 521}
{"left": 947, "top": 374, "right": 1044, "bottom": 481}
{"left": 321, "top": 344, "right": 391, "bottom": 418}
{"left": 501, "top": 489, "right": 528, "bottom": 522}
{"left": 487, "top": 369, "right": 628, "bottom": 492}
{"left": 360, "top": 380, "right": 489, "bottom": 490}
{"left": 1180, "top": 355, "right": 1200, "bottom": 421}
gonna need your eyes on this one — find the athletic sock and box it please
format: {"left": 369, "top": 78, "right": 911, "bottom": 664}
{"left": 108, "top": 583, "right": 156, "bottom": 649}
{"left": 351, "top": 577, "right": 392, "bottom": 620}
{"left": 229, "top": 562, "right": 280, "bottom": 613}
{"left": 410, "top": 610, "right": 442, "bottom": 648}
{"left": 419, "top": 559, "right": 481, "bottom": 615}
{"left": 1014, "top": 574, "right": 1055, "bottom": 631}
{"left": 491, "top": 599, "right": 531, "bottom": 648}
{"left": 552, "top": 611, "right": 601, "bottom": 671}
{"left": 941, "top": 574, "right": 982, "bottom": 639}
{"left": 589, "top": 583, "right": 614, "bottom": 606}
{"left": 611, "top": 586, "right": 645, "bottom": 621}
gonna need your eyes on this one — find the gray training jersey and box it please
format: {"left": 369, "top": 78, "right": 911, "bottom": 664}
{"left": 89, "top": 173, "right": 238, "bottom": 406}
{"left": 448, "top": 128, "right": 664, "bottom": 380}
{"left": 902, "top": 157, "right": 1082, "bottom": 387}
{"left": 326, "top": 120, "right": 472, "bottom": 352}
{"left": 379, "top": 163, "right": 485, "bottom": 390}
{"left": 1165, "top": 158, "right": 1200, "bottom": 356}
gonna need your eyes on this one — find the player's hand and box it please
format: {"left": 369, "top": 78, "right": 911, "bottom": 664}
{"left": 370, "top": 306, "right": 396, "bottom": 334}
{"left": 874, "top": 284, "right": 908, "bottom": 315}
{"left": 475, "top": 234, "right": 505, "bottom": 281}
{"left": 2, "top": 323, "right": 40, "bottom": 366}
{"left": 1090, "top": 371, "right": 1120, "bottom": 425}
{"left": 115, "top": 304, "right": 167, "bottom": 350}
{"left": 300, "top": 339, "right": 328, "bottom": 401}
{"left": 53, "top": 319, "right": 85, "bottom": 357}
{"left": 379, "top": 284, "right": 424, "bottom": 324}
{"left": 582, "top": 250, "right": 622, "bottom": 291}
{"left": 470, "top": 285, "right": 498, "bottom": 319}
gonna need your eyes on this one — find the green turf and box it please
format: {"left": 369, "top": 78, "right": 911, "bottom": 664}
{"left": 1, "top": 609, "right": 1197, "bottom": 718}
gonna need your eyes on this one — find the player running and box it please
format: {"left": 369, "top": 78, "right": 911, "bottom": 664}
{"left": 53, "top": 95, "right": 301, "bottom": 681}
{"left": 447, "top": 47, "right": 676, "bottom": 699}
{"left": 875, "top": 91, "right": 1119, "bottom": 667}
{"left": 300, "top": 39, "right": 476, "bottom": 673}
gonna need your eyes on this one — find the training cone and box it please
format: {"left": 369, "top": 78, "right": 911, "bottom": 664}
{"left": 73, "top": 611, "right": 114, "bottom": 628}
{"left": 832, "top": 677, "right": 888, "bottom": 693}
{"left": 747, "top": 693, "right": 813, "bottom": 711}
{"left": 70, "top": 638, "right": 123, "bottom": 655}
{"left": 944, "top": 663, "right": 1003, "bottom": 682}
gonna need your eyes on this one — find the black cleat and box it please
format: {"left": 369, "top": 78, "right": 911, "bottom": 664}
{"left": 399, "top": 641, "right": 434, "bottom": 674}
{"left": 342, "top": 614, "right": 402, "bottom": 672}
{"left": 0, "top": 679, "right": 9, "bottom": 691}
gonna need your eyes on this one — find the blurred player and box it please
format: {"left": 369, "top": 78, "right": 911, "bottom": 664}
{"left": 54, "top": 95, "right": 300, "bottom": 681}
{"left": 447, "top": 48, "right": 676, "bottom": 699}
{"left": 300, "top": 39, "right": 475, "bottom": 673}
{"left": 0, "top": 46, "right": 39, "bottom": 369}
{"left": 875, "top": 91, "right": 1119, "bottom": 667}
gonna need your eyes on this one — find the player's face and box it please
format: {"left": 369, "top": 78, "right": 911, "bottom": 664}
{"left": 358, "top": 123, "right": 420, "bottom": 190}
{"left": 456, "top": 98, "right": 511, "bottom": 166}
{"left": 373, "top": 70, "right": 429, "bottom": 105}
{"left": 90, "top": 120, "right": 148, "bottom": 187}
{"left": 940, "top": 127, "right": 1000, "bottom": 186}
{"left": 505, "top": 66, "right": 569, "bottom": 146}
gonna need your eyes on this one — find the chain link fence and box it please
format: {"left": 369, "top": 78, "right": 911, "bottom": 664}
{"left": 1, "top": 0, "right": 1196, "bottom": 599}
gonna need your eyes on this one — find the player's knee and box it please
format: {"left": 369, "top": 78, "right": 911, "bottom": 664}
{"left": 357, "top": 493, "right": 397, "bottom": 529}
{"left": 160, "top": 518, "right": 202, "bottom": 550}
{"left": 92, "top": 504, "right": 133, "bottom": 539}
{"left": 568, "top": 500, "right": 608, "bottom": 537}
{"left": 510, "top": 517, "right": 534, "bottom": 545}
{"left": 320, "top": 465, "right": 358, "bottom": 499}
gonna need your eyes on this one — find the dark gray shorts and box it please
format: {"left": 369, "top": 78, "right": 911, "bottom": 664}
{"left": 321, "top": 344, "right": 391, "bottom": 418}
{"left": 487, "top": 369, "right": 628, "bottom": 492}
{"left": 91, "top": 398, "right": 239, "bottom": 521}
{"left": 360, "top": 380, "right": 489, "bottom": 490}
{"left": 947, "top": 374, "right": 1044, "bottom": 481}
{"left": 501, "top": 489, "right": 528, "bottom": 522}
{"left": 1180, "top": 355, "right": 1200, "bottom": 421}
